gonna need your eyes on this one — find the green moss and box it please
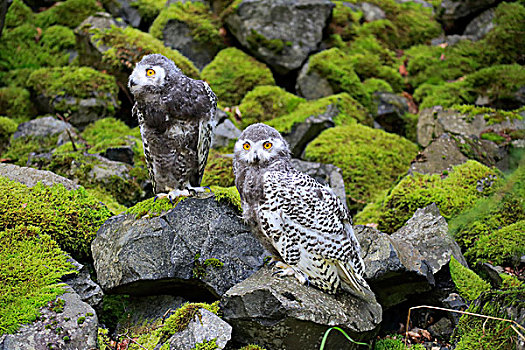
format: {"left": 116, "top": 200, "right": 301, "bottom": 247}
{"left": 41, "top": 25, "right": 77, "bottom": 54}
{"left": 374, "top": 338, "right": 425, "bottom": 349}
{"left": 27, "top": 66, "right": 118, "bottom": 103}
{"left": 201, "top": 150, "right": 235, "bottom": 188}
{"left": 481, "top": 132, "right": 507, "bottom": 144}
{"left": 449, "top": 257, "right": 490, "bottom": 302}
{"left": 129, "top": 0, "right": 165, "bottom": 26}
{"left": 125, "top": 196, "right": 179, "bottom": 218}
{"left": 453, "top": 288, "right": 524, "bottom": 350}
{"left": 238, "top": 86, "right": 304, "bottom": 128}
{"left": 238, "top": 345, "right": 267, "bottom": 350}
{"left": 201, "top": 47, "right": 275, "bottom": 106}
{"left": 419, "top": 64, "right": 525, "bottom": 109}
{"left": 246, "top": 29, "right": 287, "bottom": 54}
{"left": 451, "top": 105, "right": 523, "bottom": 126}
{"left": 0, "top": 226, "right": 75, "bottom": 334}
{"left": 192, "top": 339, "right": 218, "bottom": 350}
{"left": 328, "top": 2, "right": 361, "bottom": 42}
{"left": 98, "top": 295, "right": 130, "bottom": 333}
{"left": 372, "top": 161, "right": 501, "bottom": 233}
{"left": 77, "top": 316, "right": 86, "bottom": 325}
{"left": 161, "top": 301, "right": 220, "bottom": 337}
{"left": 0, "top": 117, "right": 18, "bottom": 149}
{"left": 500, "top": 274, "right": 524, "bottom": 289}
{"left": 150, "top": 2, "right": 224, "bottom": 48}
{"left": 2, "top": 134, "right": 59, "bottom": 166}
{"left": 304, "top": 124, "right": 418, "bottom": 209}
{"left": 0, "top": 87, "right": 35, "bottom": 122}
{"left": 88, "top": 26, "right": 200, "bottom": 79}
{"left": 306, "top": 48, "right": 370, "bottom": 111}
{"left": 35, "top": 0, "right": 101, "bottom": 29}
{"left": 86, "top": 187, "right": 127, "bottom": 214}
{"left": 4, "top": 0, "right": 34, "bottom": 29}
{"left": 466, "top": 220, "right": 525, "bottom": 267}
{"left": 210, "top": 186, "right": 241, "bottom": 212}
{"left": 0, "top": 177, "right": 112, "bottom": 259}
{"left": 267, "top": 93, "right": 370, "bottom": 134}
{"left": 362, "top": 78, "right": 393, "bottom": 95}
{"left": 82, "top": 118, "right": 142, "bottom": 157}
{"left": 193, "top": 253, "right": 224, "bottom": 278}
{"left": 480, "top": 2, "right": 525, "bottom": 65}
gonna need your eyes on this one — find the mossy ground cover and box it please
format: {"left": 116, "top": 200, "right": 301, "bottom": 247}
{"left": 0, "top": 226, "right": 75, "bottom": 334}
{"left": 238, "top": 85, "right": 304, "bottom": 129}
{"left": 35, "top": 0, "right": 101, "bottom": 29}
{"left": 266, "top": 93, "right": 371, "bottom": 134}
{"left": 201, "top": 150, "right": 235, "bottom": 188}
{"left": 201, "top": 47, "right": 275, "bottom": 106}
{"left": 129, "top": 0, "right": 166, "bottom": 27}
{"left": 0, "top": 87, "right": 36, "bottom": 123}
{"left": 304, "top": 124, "right": 418, "bottom": 210}
{"left": 356, "top": 161, "right": 502, "bottom": 233}
{"left": 0, "top": 176, "right": 112, "bottom": 260}
{"left": 150, "top": 1, "right": 224, "bottom": 49}
{"left": 88, "top": 26, "right": 200, "bottom": 79}
{"left": 449, "top": 256, "right": 490, "bottom": 302}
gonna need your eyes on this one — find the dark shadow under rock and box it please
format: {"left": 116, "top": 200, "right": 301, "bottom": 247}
{"left": 221, "top": 266, "right": 382, "bottom": 350}
{"left": 92, "top": 197, "right": 268, "bottom": 299}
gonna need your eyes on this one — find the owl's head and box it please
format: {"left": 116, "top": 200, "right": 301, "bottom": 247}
{"left": 128, "top": 54, "right": 181, "bottom": 96}
{"left": 234, "top": 123, "right": 291, "bottom": 166}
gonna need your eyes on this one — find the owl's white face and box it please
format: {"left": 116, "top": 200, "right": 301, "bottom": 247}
{"left": 234, "top": 136, "right": 287, "bottom": 165}
{"left": 128, "top": 63, "right": 167, "bottom": 95}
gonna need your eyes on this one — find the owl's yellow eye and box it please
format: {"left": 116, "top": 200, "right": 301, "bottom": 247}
{"left": 263, "top": 142, "right": 272, "bottom": 149}
{"left": 243, "top": 143, "right": 251, "bottom": 150}
{"left": 146, "top": 69, "right": 155, "bottom": 76}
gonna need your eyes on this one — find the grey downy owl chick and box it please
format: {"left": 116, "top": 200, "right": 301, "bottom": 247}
{"left": 233, "top": 123, "right": 370, "bottom": 296}
{"left": 128, "top": 54, "right": 217, "bottom": 200}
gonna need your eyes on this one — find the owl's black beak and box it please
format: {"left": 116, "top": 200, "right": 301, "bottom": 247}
{"left": 129, "top": 79, "right": 137, "bottom": 88}
{"left": 253, "top": 153, "right": 260, "bottom": 163}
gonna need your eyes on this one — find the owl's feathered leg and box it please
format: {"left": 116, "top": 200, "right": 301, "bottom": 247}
{"left": 272, "top": 261, "right": 309, "bottom": 285}
{"left": 186, "top": 186, "right": 213, "bottom": 197}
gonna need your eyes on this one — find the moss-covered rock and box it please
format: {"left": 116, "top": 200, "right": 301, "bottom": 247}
{"left": 201, "top": 150, "right": 235, "bottom": 188}
{"left": 26, "top": 67, "right": 120, "bottom": 128}
{"left": 453, "top": 288, "right": 525, "bottom": 350}
{"left": 2, "top": 133, "right": 60, "bottom": 165}
{"left": 449, "top": 256, "right": 490, "bottom": 301}
{"left": 4, "top": 0, "right": 34, "bottom": 29}
{"left": 327, "top": 1, "right": 361, "bottom": 42}
{"left": 449, "top": 163, "right": 525, "bottom": 265}
{"left": 78, "top": 22, "right": 200, "bottom": 80}
{"left": 0, "top": 225, "right": 75, "bottom": 334}
{"left": 238, "top": 86, "right": 304, "bottom": 129}
{"left": 304, "top": 124, "right": 418, "bottom": 210}
{"left": 150, "top": 2, "right": 223, "bottom": 45}
{"left": 374, "top": 337, "right": 425, "bottom": 350}
{"left": 0, "top": 176, "right": 112, "bottom": 259}
{"left": 267, "top": 93, "right": 371, "bottom": 134}
{"left": 302, "top": 48, "right": 370, "bottom": 109}
{"left": 129, "top": 0, "right": 165, "bottom": 28}
{"left": 0, "top": 86, "right": 36, "bottom": 122}
{"left": 201, "top": 47, "right": 275, "bottom": 106}
{"left": 362, "top": 78, "right": 394, "bottom": 95}
{"left": 419, "top": 64, "right": 525, "bottom": 110}
{"left": 35, "top": 0, "right": 101, "bottom": 29}
{"left": 357, "top": 160, "right": 502, "bottom": 233}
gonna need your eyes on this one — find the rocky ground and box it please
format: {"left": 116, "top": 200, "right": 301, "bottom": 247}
{"left": 0, "top": 0, "right": 524, "bottom": 349}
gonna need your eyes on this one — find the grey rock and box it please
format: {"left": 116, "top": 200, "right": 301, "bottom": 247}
{"left": 0, "top": 163, "right": 79, "bottom": 190}
{"left": 295, "top": 61, "right": 334, "bottom": 100}
{"left": 355, "top": 204, "right": 467, "bottom": 308}
{"left": 396, "top": 0, "right": 433, "bottom": 9}
{"left": 417, "top": 107, "right": 525, "bottom": 147}
{"left": 168, "top": 308, "right": 232, "bottom": 350}
{"left": 161, "top": 16, "right": 221, "bottom": 70}
{"left": 283, "top": 104, "right": 336, "bottom": 158}
{"left": 428, "top": 317, "right": 453, "bottom": 340}
{"left": 102, "top": 146, "right": 135, "bottom": 165}
{"left": 221, "top": 266, "right": 382, "bottom": 350}
{"left": 114, "top": 295, "right": 186, "bottom": 333}
{"left": 442, "top": 293, "right": 467, "bottom": 325}
{"left": 373, "top": 92, "right": 409, "bottom": 136}
{"left": 291, "top": 159, "right": 347, "bottom": 209}
{"left": 224, "top": 0, "right": 334, "bottom": 75}
{"left": 477, "top": 262, "right": 504, "bottom": 288}
{"left": 463, "top": 7, "right": 495, "bottom": 41}
{"left": 63, "top": 259, "right": 104, "bottom": 308}
{"left": 360, "top": 2, "right": 386, "bottom": 22}
{"left": 0, "top": 286, "right": 98, "bottom": 350}
{"left": 101, "top": 0, "right": 142, "bottom": 28}
{"left": 13, "top": 116, "right": 74, "bottom": 140}
{"left": 92, "top": 197, "right": 267, "bottom": 297}
{"left": 431, "top": 34, "right": 476, "bottom": 47}
{"left": 409, "top": 133, "right": 468, "bottom": 175}
{"left": 438, "top": 0, "right": 502, "bottom": 34}
{"left": 212, "top": 118, "right": 241, "bottom": 149}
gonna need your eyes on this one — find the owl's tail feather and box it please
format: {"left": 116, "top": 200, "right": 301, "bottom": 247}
{"left": 335, "top": 261, "right": 369, "bottom": 298}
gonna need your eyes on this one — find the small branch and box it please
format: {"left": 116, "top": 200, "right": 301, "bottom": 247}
{"left": 404, "top": 305, "right": 525, "bottom": 347}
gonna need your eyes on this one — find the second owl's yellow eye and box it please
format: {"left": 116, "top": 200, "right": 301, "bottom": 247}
{"left": 146, "top": 69, "right": 155, "bottom": 76}
{"left": 263, "top": 142, "right": 272, "bottom": 149}
{"left": 243, "top": 143, "right": 251, "bottom": 150}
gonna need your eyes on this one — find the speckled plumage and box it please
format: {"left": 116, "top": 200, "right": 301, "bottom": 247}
{"left": 128, "top": 54, "right": 217, "bottom": 195}
{"left": 233, "top": 123, "right": 369, "bottom": 296}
